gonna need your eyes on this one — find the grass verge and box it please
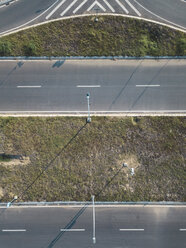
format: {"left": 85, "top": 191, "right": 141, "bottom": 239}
{"left": 0, "top": 117, "right": 185, "bottom": 202}
{"left": 0, "top": 16, "right": 186, "bottom": 56}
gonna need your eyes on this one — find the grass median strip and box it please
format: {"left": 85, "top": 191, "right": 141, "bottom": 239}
{"left": 0, "top": 16, "right": 185, "bottom": 56}
{"left": 0, "top": 116, "right": 185, "bottom": 202}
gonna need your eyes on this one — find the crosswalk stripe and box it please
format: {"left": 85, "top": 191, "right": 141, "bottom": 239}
{"left": 60, "top": 0, "right": 79, "bottom": 16}
{"left": 115, "top": 0, "right": 129, "bottom": 14}
{"left": 87, "top": 0, "right": 106, "bottom": 12}
{"left": 73, "top": 0, "right": 89, "bottom": 14}
{"left": 124, "top": 0, "right": 141, "bottom": 16}
{"left": 103, "top": 0, "right": 115, "bottom": 12}
{"left": 46, "top": 0, "right": 67, "bottom": 20}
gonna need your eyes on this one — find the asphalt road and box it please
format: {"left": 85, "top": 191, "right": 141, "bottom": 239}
{"left": 0, "top": 205, "right": 185, "bottom": 248}
{"left": 0, "top": 0, "right": 186, "bottom": 35}
{"left": 0, "top": 59, "right": 186, "bottom": 114}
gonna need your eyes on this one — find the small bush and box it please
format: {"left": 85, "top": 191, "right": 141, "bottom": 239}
{"left": 24, "top": 41, "right": 37, "bottom": 56}
{"left": 0, "top": 41, "right": 12, "bottom": 56}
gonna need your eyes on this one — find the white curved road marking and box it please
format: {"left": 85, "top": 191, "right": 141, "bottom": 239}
{"left": 0, "top": 0, "right": 60, "bottom": 35}
{"left": 133, "top": 0, "right": 186, "bottom": 30}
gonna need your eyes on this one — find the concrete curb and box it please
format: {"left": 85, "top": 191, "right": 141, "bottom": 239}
{"left": 0, "top": 201, "right": 186, "bottom": 208}
{"left": 0, "top": 13, "right": 186, "bottom": 38}
{"left": 0, "top": 56, "right": 186, "bottom": 61}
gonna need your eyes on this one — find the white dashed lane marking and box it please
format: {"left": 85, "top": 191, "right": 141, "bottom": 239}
{"left": 2, "top": 229, "right": 26, "bottom": 232}
{"left": 120, "top": 229, "right": 144, "bottom": 231}
{"left": 60, "top": 229, "right": 85, "bottom": 232}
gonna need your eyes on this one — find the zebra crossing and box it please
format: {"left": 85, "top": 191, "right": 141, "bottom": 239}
{"left": 45, "top": 0, "right": 142, "bottom": 20}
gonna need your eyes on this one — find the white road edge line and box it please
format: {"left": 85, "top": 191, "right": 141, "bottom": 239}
{"left": 120, "top": 229, "right": 144, "bottom": 231}
{"left": 60, "top": 0, "right": 78, "bottom": 17}
{"left": 2, "top": 229, "right": 26, "bottom": 232}
{"left": 0, "top": 0, "right": 60, "bottom": 35}
{"left": 133, "top": 0, "right": 186, "bottom": 30}
{"left": 60, "top": 229, "right": 85, "bottom": 231}
{"left": 115, "top": 0, "right": 129, "bottom": 14}
{"left": 125, "top": 0, "right": 141, "bottom": 16}
{"left": 17, "top": 86, "right": 42, "bottom": 88}
{"left": 87, "top": 1, "right": 106, "bottom": 12}
{"left": 76, "top": 85, "right": 101, "bottom": 87}
{"left": 179, "top": 229, "right": 186, "bottom": 231}
{"left": 73, "top": 0, "right": 88, "bottom": 14}
{"left": 46, "top": 0, "right": 67, "bottom": 20}
{"left": 136, "top": 85, "right": 160, "bottom": 87}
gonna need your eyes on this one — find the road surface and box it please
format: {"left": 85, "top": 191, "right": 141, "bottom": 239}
{"left": 0, "top": 205, "right": 185, "bottom": 248}
{"left": 0, "top": 59, "right": 186, "bottom": 114}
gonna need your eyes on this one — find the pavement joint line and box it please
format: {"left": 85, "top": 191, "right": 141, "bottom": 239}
{"left": 2, "top": 229, "right": 26, "bottom": 232}
{"left": 60, "top": 229, "right": 85, "bottom": 231}
{"left": 120, "top": 229, "right": 144, "bottom": 231}
{"left": 1, "top": 13, "right": 186, "bottom": 38}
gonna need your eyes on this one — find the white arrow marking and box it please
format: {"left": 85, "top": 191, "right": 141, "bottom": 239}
{"left": 60, "top": 0, "right": 79, "bottom": 16}
{"left": 87, "top": 0, "right": 106, "bottom": 12}
{"left": 125, "top": 0, "right": 141, "bottom": 16}
{"left": 115, "top": 0, "right": 129, "bottom": 14}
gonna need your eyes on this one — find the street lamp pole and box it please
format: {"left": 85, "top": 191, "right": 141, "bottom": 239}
{"left": 92, "top": 195, "right": 96, "bottom": 244}
{"left": 86, "top": 93, "right": 91, "bottom": 123}
{"left": 7, "top": 195, "right": 18, "bottom": 208}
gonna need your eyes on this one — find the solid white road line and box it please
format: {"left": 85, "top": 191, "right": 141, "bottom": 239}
{"left": 60, "top": 0, "right": 78, "bottom": 16}
{"left": 76, "top": 85, "right": 101, "bottom": 87}
{"left": 17, "top": 86, "right": 42, "bottom": 88}
{"left": 87, "top": 1, "right": 106, "bottom": 12}
{"left": 60, "top": 229, "right": 85, "bottom": 231}
{"left": 0, "top": 110, "right": 185, "bottom": 113}
{"left": 179, "top": 229, "right": 186, "bottom": 231}
{"left": 2, "top": 229, "right": 26, "bottom": 232}
{"left": 46, "top": 0, "right": 67, "bottom": 20}
{"left": 136, "top": 85, "right": 160, "bottom": 87}
{"left": 103, "top": 0, "right": 115, "bottom": 12}
{"left": 125, "top": 0, "right": 141, "bottom": 16}
{"left": 120, "top": 229, "right": 144, "bottom": 231}
{"left": 73, "top": 0, "right": 88, "bottom": 14}
{"left": 115, "top": 0, "right": 129, "bottom": 14}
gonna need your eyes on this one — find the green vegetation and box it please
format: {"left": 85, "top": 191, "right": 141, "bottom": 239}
{"left": 0, "top": 16, "right": 186, "bottom": 56}
{"left": 0, "top": 117, "right": 185, "bottom": 202}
